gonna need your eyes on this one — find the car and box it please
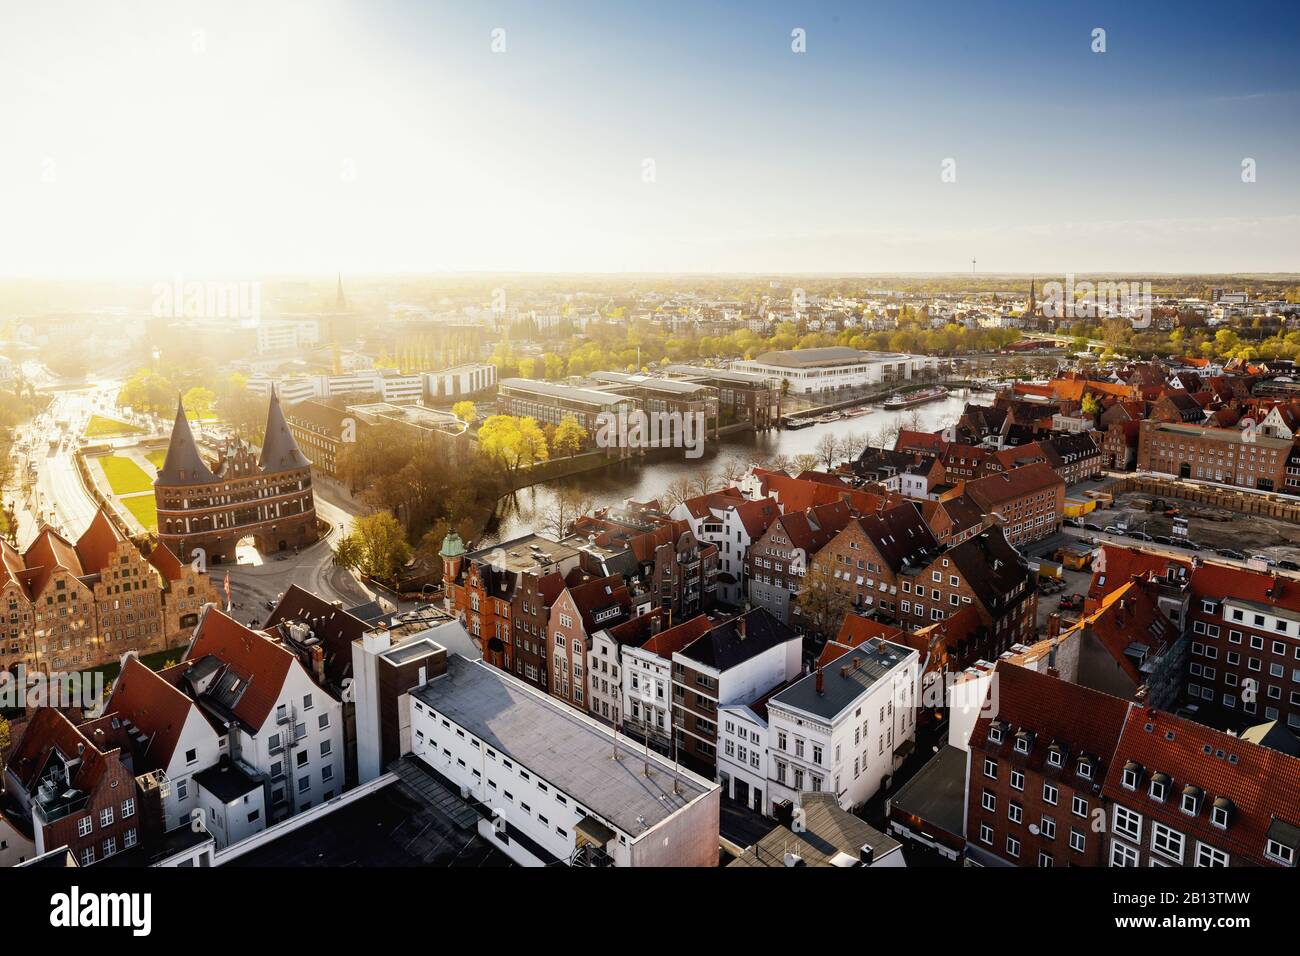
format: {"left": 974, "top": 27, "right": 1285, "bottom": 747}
{"left": 1216, "top": 548, "right": 1246, "bottom": 560}
{"left": 1104, "top": 526, "right": 1123, "bottom": 535}
{"left": 1084, "top": 523, "right": 1103, "bottom": 532}
{"left": 1279, "top": 560, "right": 1300, "bottom": 572}
{"left": 1127, "top": 531, "right": 1152, "bottom": 542}
{"left": 1250, "top": 554, "right": 1277, "bottom": 567}
{"left": 1153, "top": 535, "right": 1174, "bottom": 546}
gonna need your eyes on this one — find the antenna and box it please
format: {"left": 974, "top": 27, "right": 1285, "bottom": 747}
{"left": 970, "top": 257, "right": 976, "bottom": 275}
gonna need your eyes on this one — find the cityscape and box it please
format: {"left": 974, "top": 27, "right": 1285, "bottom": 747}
{"left": 1, "top": 0, "right": 1297, "bottom": 936}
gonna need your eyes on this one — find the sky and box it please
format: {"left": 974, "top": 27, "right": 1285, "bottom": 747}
{"left": 0, "top": 0, "right": 1297, "bottom": 278}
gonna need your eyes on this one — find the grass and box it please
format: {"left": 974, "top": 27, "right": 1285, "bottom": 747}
{"left": 146, "top": 448, "right": 167, "bottom": 470}
{"left": 123, "top": 494, "right": 158, "bottom": 532}
{"left": 99, "top": 455, "right": 153, "bottom": 495}
{"left": 85, "top": 414, "right": 143, "bottom": 438}
{"left": 80, "top": 646, "right": 181, "bottom": 687}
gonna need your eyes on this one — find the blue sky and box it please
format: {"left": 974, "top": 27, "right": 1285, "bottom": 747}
{"left": 1, "top": 0, "right": 1297, "bottom": 276}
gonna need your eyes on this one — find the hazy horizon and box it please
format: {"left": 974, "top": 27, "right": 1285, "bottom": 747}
{"left": 2, "top": 0, "right": 1298, "bottom": 278}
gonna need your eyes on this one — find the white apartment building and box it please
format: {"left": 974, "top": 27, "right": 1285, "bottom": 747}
{"left": 671, "top": 494, "right": 777, "bottom": 605}
{"left": 717, "top": 702, "right": 771, "bottom": 813}
{"left": 732, "top": 347, "right": 938, "bottom": 395}
{"left": 622, "top": 639, "right": 675, "bottom": 751}
{"left": 248, "top": 368, "right": 425, "bottom": 405}
{"left": 586, "top": 627, "right": 625, "bottom": 726}
{"left": 183, "top": 609, "right": 346, "bottom": 825}
{"left": 765, "top": 640, "right": 919, "bottom": 814}
{"left": 409, "top": 654, "right": 720, "bottom": 866}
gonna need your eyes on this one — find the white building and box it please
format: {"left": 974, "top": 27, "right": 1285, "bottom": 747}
{"left": 671, "top": 493, "right": 778, "bottom": 605}
{"left": 718, "top": 701, "right": 772, "bottom": 813}
{"left": 408, "top": 653, "right": 720, "bottom": 866}
{"left": 765, "top": 640, "right": 918, "bottom": 814}
{"left": 182, "top": 609, "right": 346, "bottom": 825}
{"left": 731, "top": 348, "right": 938, "bottom": 395}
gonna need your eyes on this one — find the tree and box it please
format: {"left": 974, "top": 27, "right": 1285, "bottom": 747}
{"left": 551, "top": 414, "right": 588, "bottom": 458}
{"left": 793, "top": 453, "right": 821, "bottom": 475}
{"left": 663, "top": 476, "right": 697, "bottom": 510}
{"left": 0, "top": 712, "right": 9, "bottom": 773}
{"left": 451, "top": 401, "right": 476, "bottom": 424}
{"left": 117, "top": 368, "right": 175, "bottom": 415}
{"left": 342, "top": 511, "right": 412, "bottom": 582}
{"left": 182, "top": 386, "right": 215, "bottom": 421}
{"left": 332, "top": 534, "right": 363, "bottom": 572}
{"left": 539, "top": 487, "right": 594, "bottom": 538}
{"left": 477, "top": 415, "right": 549, "bottom": 478}
{"left": 815, "top": 433, "right": 841, "bottom": 470}
{"left": 1081, "top": 392, "right": 1101, "bottom": 417}
{"left": 794, "top": 557, "right": 853, "bottom": 641}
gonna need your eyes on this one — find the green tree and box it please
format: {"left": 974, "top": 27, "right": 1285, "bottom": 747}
{"left": 343, "top": 511, "right": 412, "bottom": 582}
{"left": 552, "top": 414, "right": 588, "bottom": 458}
{"left": 182, "top": 386, "right": 216, "bottom": 421}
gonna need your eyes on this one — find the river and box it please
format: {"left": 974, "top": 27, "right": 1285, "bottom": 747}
{"left": 483, "top": 390, "right": 976, "bottom": 545}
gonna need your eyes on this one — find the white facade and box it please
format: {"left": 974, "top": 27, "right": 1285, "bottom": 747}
{"left": 586, "top": 629, "right": 624, "bottom": 726}
{"left": 408, "top": 658, "right": 720, "bottom": 867}
{"left": 622, "top": 644, "right": 673, "bottom": 747}
{"left": 234, "top": 662, "right": 346, "bottom": 822}
{"left": 766, "top": 645, "right": 919, "bottom": 814}
{"left": 718, "top": 705, "right": 770, "bottom": 813}
{"left": 671, "top": 499, "right": 765, "bottom": 605}
{"left": 248, "top": 369, "right": 425, "bottom": 405}
{"left": 158, "top": 708, "right": 225, "bottom": 832}
{"left": 424, "top": 364, "right": 497, "bottom": 401}
{"left": 732, "top": 351, "right": 938, "bottom": 395}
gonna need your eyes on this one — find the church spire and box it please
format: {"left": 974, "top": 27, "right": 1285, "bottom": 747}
{"left": 258, "top": 388, "right": 311, "bottom": 474}
{"left": 335, "top": 273, "right": 347, "bottom": 311}
{"left": 156, "top": 396, "right": 216, "bottom": 486}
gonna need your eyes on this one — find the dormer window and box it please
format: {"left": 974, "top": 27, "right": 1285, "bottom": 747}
{"left": 988, "top": 722, "right": 1004, "bottom": 744}
{"left": 1181, "top": 785, "right": 1203, "bottom": 816}
{"left": 1076, "top": 758, "right": 1093, "bottom": 780}
{"left": 1211, "top": 797, "right": 1234, "bottom": 830}
{"left": 1047, "top": 745, "right": 1064, "bottom": 769}
{"left": 1148, "top": 772, "right": 1170, "bottom": 803}
{"left": 1014, "top": 731, "right": 1033, "bottom": 755}
{"left": 1121, "top": 760, "right": 1142, "bottom": 791}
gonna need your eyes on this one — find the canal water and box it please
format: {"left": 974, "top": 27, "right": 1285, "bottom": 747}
{"left": 483, "top": 390, "right": 975, "bottom": 545}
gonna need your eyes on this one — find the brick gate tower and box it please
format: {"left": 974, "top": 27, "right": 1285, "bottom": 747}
{"left": 154, "top": 391, "right": 318, "bottom": 565}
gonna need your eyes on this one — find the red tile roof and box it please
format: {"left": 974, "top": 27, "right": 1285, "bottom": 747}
{"left": 74, "top": 509, "right": 129, "bottom": 575}
{"left": 1067, "top": 580, "right": 1172, "bottom": 685}
{"left": 103, "top": 656, "right": 197, "bottom": 772}
{"left": 970, "top": 662, "right": 1132, "bottom": 779}
{"left": 1101, "top": 707, "right": 1300, "bottom": 865}
{"left": 184, "top": 608, "right": 296, "bottom": 733}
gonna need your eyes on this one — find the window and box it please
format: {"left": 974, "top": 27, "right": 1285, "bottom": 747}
{"left": 1005, "top": 835, "right": 1021, "bottom": 859}
{"left": 1040, "top": 816, "right": 1056, "bottom": 840}
{"left": 1069, "top": 829, "right": 1086, "bottom": 853}
{"left": 1113, "top": 805, "right": 1142, "bottom": 842}
{"left": 303, "top": 693, "right": 314, "bottom": 711}
{"left": 1038, "top": 851, "right": 1054, "bottom": 867}
{"left": 1150, "top": 822, "right": 1185, "bottom": 863}
{"left": 1195, "top": 842, "right": 1229, "bottom": 867}
{"left": 988, "top": 724, "right": 1003, "bottom": 744}
{"left": 1110, "top": 841, "right": 1139, "bottom": 867}
{"left": 1042, "top": 782, "right": 1058, "bottom": 806}
{"left": 981, "top": 790, "right": 996, "bottom": 812}
{"left": 100, "top": 807, "right": 114, "bottom": 828}
{"left": 318, "top": 713, "right": 330, "bottom": 730}
{"left": 1010, "top": 769, "right": 1024, "bottom": 792}
{"left": 1265, "top": 839, "right": 1296, "bottom": 865}
{"left": 979, "top": 823, "right": 993, "bottom": 845}
{"left": 1008, "top": 802, "right": 1023, "bottom": 825}
{"left": 983, "top": 758, "right": 997, "bottom": 780}
{"left": 78, "top": 816, "right": 92, "bottom": 837}
{"left": 123, "top": 828, "right": 138, "bottom": 849}
{"left": 1071, "top": 795, "right": 1088, "bottom": 817}
{"left": 122, "top": 798, "right": 135, "bottom": 819}
{"left": 1121, "top": 764, "right": 1140, "bottom": 790}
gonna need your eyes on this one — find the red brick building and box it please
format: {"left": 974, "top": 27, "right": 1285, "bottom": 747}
{"left": 967, "top": 663, "right": 1132, "bottom": 868}
{"left": 961, "top": 462, "right": 1065, "bottom": 547}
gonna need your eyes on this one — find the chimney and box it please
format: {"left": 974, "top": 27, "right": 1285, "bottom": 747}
{"left": 1046, "top": 614, "right": 1061, "bottom": 641}
{"left": 815, "top": 668, "right": 824, "bottom": 694}
{"left": 853, "top": 656, "right": 862, "bottom": 670}
{"left": 736, "top": 615, "right": 746, "bottom": 640}
{"left": 840, "top": 665, "right": 850, "bottom": 678}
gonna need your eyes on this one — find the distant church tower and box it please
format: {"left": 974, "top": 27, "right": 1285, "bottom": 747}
{"left": 154, "top": 391, "right": 318, "bottom": 564}
{"left": 1027, "top": 278, "right": 1037, "bottom": 316}
{"left": 335, "top": 273, "right": 348, "bottom": 311}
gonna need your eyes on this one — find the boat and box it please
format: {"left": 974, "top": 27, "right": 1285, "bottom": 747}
{"left": 785, "top": 417, "right": 815, "bottom": 429}
{"left": 882, "top": 385, "right": 949, "bottom": 410}
{"left": 844, "top": 406, "right": 871, "bottom": 417}
{"left": 815, "top": 412, "right": 841, "bottom": 424}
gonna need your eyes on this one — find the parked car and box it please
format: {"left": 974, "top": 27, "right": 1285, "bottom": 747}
{"left": 1128, "top": 531, "right": 1153, "bottom": 542}
{"left": 1216, "top": 548, "right": 1246, "bottom": 560}
{"left": 1251, "top": 554, "right": 1277, "bottom": 567}
{"left": 1279, "top": 560, "right": 1300, "bottom": 572}
{"left": 1104, "top": 526, "right": 1124, "bottom": 535}
{"left": 1153, "top": 535, "right": 1174, "bottom": 546}
{"left": 1058, "top": 594, "right": 1083, "bottom": 610}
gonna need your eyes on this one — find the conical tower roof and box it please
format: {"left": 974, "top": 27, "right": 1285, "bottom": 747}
{"left": 258, "top": 389, "right": 311, "bottom": 473}
{"left": 156, "top": 397, "right": 216, "bottom": 486}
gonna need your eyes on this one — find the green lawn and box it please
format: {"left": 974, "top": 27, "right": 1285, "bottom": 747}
{"left": 85, "top": 414, "right": 144, "bottom": 438}
{"left": 123, "top": 494, "right": 158, "bottom": 531}
{"left": 99, "top": 455, "right": 154, "bottom": 495}
{"left": 146, "top": 448, "right": 167, "bottom": 470}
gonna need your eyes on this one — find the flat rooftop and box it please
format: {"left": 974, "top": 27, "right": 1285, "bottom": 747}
{"left": 466, "top": 533, "right": 580, "bottom": 573}
{"left": 588, "top": 371, "right": 712, "bottom": 395}
{"left": 743, "top": 348, "right": 917, "bottom": 369}
{"left": 499, "top": 377, "right": 633, "bottom": 408}
{"left": 888, "top": 743, "right": 968, "bottom": 838}
{"left": 770, "top": 640, "right": 915, "bottom": 721}
{"left": 226, "top": 780, "right": 512, "bottom": 867}
{"left": 412, "top": 655, "right": 714, "bottom": 837}
{"left": 664, "top": 364, "right": 771, "bottom": 386}
{"left": 1145, "top": 420, "right": 1291, "bottom": 448}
